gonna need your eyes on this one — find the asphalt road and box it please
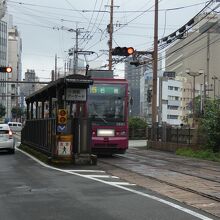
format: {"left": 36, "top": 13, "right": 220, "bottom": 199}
{"left": 0, "top": 149, "right": 217, "bottom": 220}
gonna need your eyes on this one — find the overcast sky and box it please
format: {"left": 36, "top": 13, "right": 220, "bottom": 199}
{"left": 7, "top": 0, "right": 211, "bottom": 80}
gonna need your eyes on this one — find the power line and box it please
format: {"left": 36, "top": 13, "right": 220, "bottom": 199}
{"left": 8, "top": 0, "right": 208, "bottom": 13}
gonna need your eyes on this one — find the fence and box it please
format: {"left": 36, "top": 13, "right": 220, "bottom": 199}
{"left": 147, "top": 126, "right": 194, "bottom": 144}
{"left": 21, "top": 118, "right": 56, "bottom": 156}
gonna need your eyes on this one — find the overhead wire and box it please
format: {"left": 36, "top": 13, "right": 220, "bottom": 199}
{"left": 79, "top": 0, "right": 98, "bottom": 45}
{"left": 80, "top": 0, "right": 105, "bottom": 48}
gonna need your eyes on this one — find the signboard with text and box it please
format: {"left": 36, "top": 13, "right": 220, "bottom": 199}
{"left": 66, "top": 88, "right": 87, "bottom": 101}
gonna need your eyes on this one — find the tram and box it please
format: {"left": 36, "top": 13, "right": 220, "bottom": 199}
{"left": 87, "top": 74, "right": 129, "bottom": 155}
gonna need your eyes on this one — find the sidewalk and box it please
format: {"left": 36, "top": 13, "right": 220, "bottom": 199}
{"left": 129, "top": 139, "right": 147, "bottom": 148}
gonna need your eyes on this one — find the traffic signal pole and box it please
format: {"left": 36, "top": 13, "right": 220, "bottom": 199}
{"left": 152, "top": 0, "right": 159, "bottom": 139}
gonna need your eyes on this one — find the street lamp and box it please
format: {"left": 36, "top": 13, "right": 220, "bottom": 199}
{"left": 185, "top": 68, "right": 204, "bottom": 128}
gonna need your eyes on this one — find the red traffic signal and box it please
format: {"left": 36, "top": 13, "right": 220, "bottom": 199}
{"left": 0, "top": 66, "right": 12, "bottom": 73}
{"left": 57, "top": 109, "right": 67, "bottom": 125}
{"left": 112, "top": 47, "right": 135, "bottom": 56}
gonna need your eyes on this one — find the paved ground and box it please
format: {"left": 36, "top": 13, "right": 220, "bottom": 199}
{"left": 128, "top": 140, "right": 147, "bottom": 148}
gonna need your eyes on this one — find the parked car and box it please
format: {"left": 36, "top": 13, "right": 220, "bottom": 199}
{"left": 0, "top": 124, "right": 15, "bottom": 154}
{"left": 8, "top": 122, "right": 22, "bottom": 132}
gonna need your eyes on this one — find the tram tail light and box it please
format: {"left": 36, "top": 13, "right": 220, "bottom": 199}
{"left": 57, "top": 109, "right": 67, "bottom": 125}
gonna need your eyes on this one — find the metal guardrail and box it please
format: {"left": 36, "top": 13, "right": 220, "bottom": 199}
{"left": 21, "top": 118, "right": 56, "bottom": 156}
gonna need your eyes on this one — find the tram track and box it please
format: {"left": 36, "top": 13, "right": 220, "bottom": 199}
{"left": 99, "top": 156, "right": 220, "bottom": 203}
{"left": 116, "top": 151, "right": 220, "bottom": 184}
{"left": 98, "top": 149, "right": 220, "bottom": 218}
{"left": 128, "top": 148, "right": 220, "bottom": 173}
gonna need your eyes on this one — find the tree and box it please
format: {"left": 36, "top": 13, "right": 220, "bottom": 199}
{"left": 200, "top": 100, "right": 220, "bottom": 152}
{"left": 0, "top": 103, "right": 6, "bottom": 118}
{"left": 129, "top": 117, "right": 147, "bottom": 139}
{"left": 11, "top": 106, "right": 24, "bottom": 119}
{"left": 129, "top": 117, "right": 147, "bottom": 130}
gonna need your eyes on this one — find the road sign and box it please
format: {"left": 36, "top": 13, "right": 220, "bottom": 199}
{"left": 57, "top": 125, "right": 66, "bottom": 133}
{"left": 58, "top": 141, "right": 71, "bottom": 156}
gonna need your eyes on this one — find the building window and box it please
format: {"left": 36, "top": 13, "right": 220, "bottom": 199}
{"left": 168, "top": 105, "right": 179, "bottom": 110}
{"left": 168, "top": 86, "right": 173, "bottom": 90}
{"left": 167, "top": 115, "right": 178, "bottom": 119}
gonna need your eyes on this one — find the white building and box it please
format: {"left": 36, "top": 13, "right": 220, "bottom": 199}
{"left": 0, "top": 18, "right": 8, "bottom": 115}
{"left": 7, "top": 23, "right": 22, "bottom": 120}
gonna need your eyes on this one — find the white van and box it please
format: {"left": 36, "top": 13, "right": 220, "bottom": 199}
{"left": 8, "top": 122, "right": 22, "bottom": 132}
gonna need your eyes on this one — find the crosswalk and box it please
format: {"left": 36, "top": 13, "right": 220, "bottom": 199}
{"left": 65, "top": 169, "right": 136, "bottom": 186}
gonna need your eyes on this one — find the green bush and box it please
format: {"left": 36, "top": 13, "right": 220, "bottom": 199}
{"left": 200, "top": 100, "right": 220, "bottom": 152}
{"left": 176, "top": 148, "right": 220, "bottom": 162}
{"left": 129, "top": 117, "right": 147, "bottom": 129}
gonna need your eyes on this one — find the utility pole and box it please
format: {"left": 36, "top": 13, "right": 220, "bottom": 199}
{"left": 205, "top": 31, "right": 210, "bottom": 101}
{"left": 108, "top": 0, "right": 114, "bottom": 70}
{"left": 74, "top": 28, "right": 84, "bottom": 74}
{"left": 55, "top": 54, "right": 57, "bottom": 80}
{"left": 152, "top": 0, "right": 159, "bottom": 138}
{"left": 186, "top": 69, "right": 203, "bottom": 128}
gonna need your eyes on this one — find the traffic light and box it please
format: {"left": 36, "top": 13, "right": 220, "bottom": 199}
{"left": 147, "top": 89, "right": 152, "bottom": 103}
{"left": 0, "top": 66, "right": 12, "bottom": 73}
{"left": 57, "top": 109, "right": 68, "bottom": 125}
{"left": 112, "top": 47, "right": 135, "bottom": 56}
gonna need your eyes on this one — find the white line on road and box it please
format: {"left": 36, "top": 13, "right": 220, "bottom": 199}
{"left": 104, "top": 181, "right": 136, "bottom": 186}
{"left": 16, "top": 147, "right": 214, "bottom": 220}
{"left": 64, "top": 170, "right": 106, "bottom": 173}
{"left": 80, "top": 175, "right": 119, "bottom": 179}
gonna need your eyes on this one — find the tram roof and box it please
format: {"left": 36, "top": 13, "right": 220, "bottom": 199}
{"left": 25, "top": 74, "right": 93, "bottom": 102}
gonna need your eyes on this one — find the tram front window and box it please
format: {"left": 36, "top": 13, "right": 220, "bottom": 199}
{"left": 88, "top": 96, "right": 125, "bottom": 122}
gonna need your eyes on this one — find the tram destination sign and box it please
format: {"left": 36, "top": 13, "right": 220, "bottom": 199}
{"left": 66, "top": 88, "right": 87, "bottom": 101}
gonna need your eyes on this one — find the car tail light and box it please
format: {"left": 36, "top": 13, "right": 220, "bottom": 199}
{"left": 9, "top": 130, "right": 13, "bottom": 139}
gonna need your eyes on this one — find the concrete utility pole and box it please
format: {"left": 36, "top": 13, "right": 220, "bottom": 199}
{"left": 186, "top": 69, "right": 204, "bottom": 128}
{"left": 152, "top": 0, "right": 158, "bottom": 138}
{"left": 74, "top": 28, "right": 84, "bottom": 74}
{"left": 108, "top": 0, "right": 114, "bottom": 70}
{"left": 55, "top": 54, "right": 57, "bottom": 80}
{"left": 205, "top": 31, "right": 210, "bottom": 101}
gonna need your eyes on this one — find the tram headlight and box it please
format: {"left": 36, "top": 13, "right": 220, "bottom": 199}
{"left": 97, "top": 129, "right": 115, "bottom": 137}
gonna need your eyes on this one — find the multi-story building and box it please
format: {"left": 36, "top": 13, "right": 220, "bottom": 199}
{"left": 7, "top": 24, "right": 22, "bottom": 119}
{"left": 125, "top": 56, "right": 148, "bottom": 117}
{"left": 165, "top": 13, "right": 220, "bottom": 100}
{"left": 0, "top": 19, "right": 8, "bottom": 117}
{"left": 22, "top": 69, "right": 38, "bottom": 97}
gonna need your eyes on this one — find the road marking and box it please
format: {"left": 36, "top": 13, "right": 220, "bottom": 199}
{"left": 65, "top": 170, "right": 105, "bottom": 173}
{"left": 105, "top": 181, "right": 136, "bottom": 186}
{"left": 16, "top": 147, "right": 214, "bottom": 220}
{"left": 81, "top": 175, "right": 119, "bottom": 179}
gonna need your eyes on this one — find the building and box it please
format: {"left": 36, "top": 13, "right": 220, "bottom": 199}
{"left": 22, "top": 69, "right": 38, "bottom": 97}
{"left": 125, "top": 56, "right": 148, "bottom": 117}
{"left": 0, "top": 19, "right": 8, "bottom": 115}
{"left": 7, "top": 24, "right": 22, "bottom": 119}
{"left": 165, "top": 13, "right": 220, "bottom": 101}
